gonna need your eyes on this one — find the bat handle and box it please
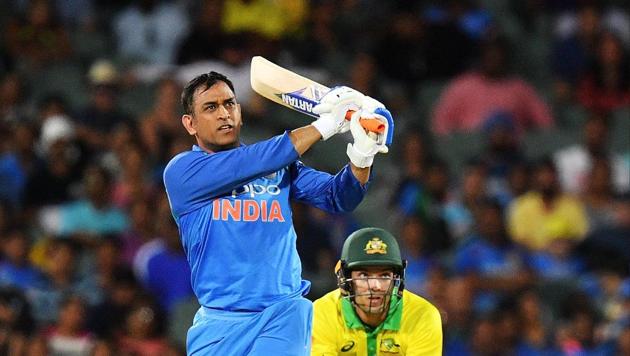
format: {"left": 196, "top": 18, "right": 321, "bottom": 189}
{"left": 345, "top": 110, "right": 385, "bottom": 134}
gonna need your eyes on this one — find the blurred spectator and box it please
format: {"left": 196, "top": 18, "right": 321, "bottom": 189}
{"left": 0, "top": 227, "right": 44, "bottom": 290}
{"left": 99, "top": 120, "right": 140, "bottom": 175}
{"left": 139, "top": 77, "right": 187, "bottom": 165}
{"left": 420, "top": 2, "right": 479, "bottom": 79}
{"left": 118, "top": 298, "right": 170, "bottom": 356}
{"left": 441, "top": 276, "right": 474, "bottom": 352}
{"left": 0, "top": 287, "right": 34, "bottom": 355}
{"left": 75, "top": 60, "right": 131, "bottom": 151}
{"left": 89, "top": 267, "right": 141, "bottom": 339}
{"left": 35, "top": 95, "right": 69, "bottom": 124}
{"left": 584, "top": 268, "right": 630, "bottom": 343}
{"left": 443, "top": 160, "right": 488, "bottom": 242}
{"left": 27, "top": 239, "right": 92, "bottom": 326}
{"left": 373, "top": 8, "right": 425, "bottom": 89}
{"left": 615, "top": 323, "right": 630, "bottom": 355}
{"left": 392, "top": 131, "right": 433, "bottom": 200}
{"left": 24, "top": 114, "right": 82, "bottom": 209}
{"left": 493, "top": 302, "right": 522, "bottom": 354}
{"left": 111, "top": 143, "right": 157, "bottom": 209}
{"left": 0, "top": 72, "right": 30, "bottom": 125}
{"left": 288, "top": 0, "right": 336, "bottom": 67}
{"left": 43, "top": 295, "right": 95, "bottom": 355}
{"left": 445, "top": 315, "right": 500, "bottom": 355}
{"left": 54, "top": 0, "right": 96, "bottom": 30}
{"left": 454, "top": 199, "right": 534, "bottom": 313}
{"left": 555, "top": 305, "right": 608, "bottom": 354}
{"left": 392, "top": 157, "right": 453, "bottom": 253}
{"left": 504, "top": 162, "right": 531, "bottom": 203}
{"left": 431, "top": 36, "right": 553, "bottom": 136}
{"left": 221, "top": 0, "right": 307, "bottom": 42}
{"left": 133, "top": 196, "right": 192, "bottom": 313}
{"left": 26, "top": 335, "right": 49, "bottom": 356}
{"left": 176, "top": 0, "right": 226, "bottom": 65}
{"left": 119, "top": 200, "right": 155, "bottom": 267}
{"left": 0, "top": 201, "right": 10, "bottom": 236}
{"left": 399, "top": 217, "right": 437, "bottom": 295}
{"left": 0, "top": 123, "right": 38, "bottom": 209}
{"left": 551, "top": 3, "right": 602, "bottom": 102}
{"left": 515, "top": 289, "right": 555, "bottom": 354}
{"left": 508, "top": 157, "right": 589, "bottom": 251}
{"left": 346, "top": 52, "right": 381, "bottom": 99}
{"left": 577, "top": 30, "right": 630, "bottom": 114}
{"left": 554, "top": 113, "right": 629, "bottom": 195}
{"left": 581, "top": 194, "right": 630, "bottom": 267}
{"left": 4, "top": 0, "right": 72, "bottom": 68}
{"left": 90, "top": 238, "right": 123, "bottom": 299}
{"left": 528, "top": 234, "right": 587, "bottom": 282}
{"left": 582, "top": 157, "right": 619, "bottom": 231}
{"left": 41, "top": 165, "right": 128, "bottom": 241}
{"left": 477, "top": 111, "right": 527, "bottom": 202}
{"left": 113, "top": 0, "right": 190, "bottom": 65}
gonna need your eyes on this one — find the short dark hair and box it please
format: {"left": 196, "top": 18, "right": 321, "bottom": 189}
{"left": 181, "top": 71, "right": 235, "bottom": 115}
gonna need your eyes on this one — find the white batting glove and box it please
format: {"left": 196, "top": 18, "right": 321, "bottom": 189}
{"left": 311, "top": 86, "right": 364, "bottom": 140}
{"left": 346, "top": 111, "right": 389, "bottom": 168}
{"left": 362, "top": 96, "right": 385, "bottom": 113}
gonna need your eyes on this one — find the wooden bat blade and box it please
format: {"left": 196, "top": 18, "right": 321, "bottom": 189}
{"left": 250, "top": 56, "right": 385, "bottom": 134}
{"left": 250, "top": 56, "right": 328, "bottom": 118}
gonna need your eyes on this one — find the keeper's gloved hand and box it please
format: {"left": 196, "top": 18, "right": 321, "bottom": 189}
{"left": 311, "top": 86, "right": 364, "bottom": 140}
{"left": 346, "top": 110, "right": 390, "bottom": 168}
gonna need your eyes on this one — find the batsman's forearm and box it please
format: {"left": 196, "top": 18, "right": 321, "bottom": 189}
{"left": 350, "top": 163, "right": 370, "bottom": 185}
{"left": 289, "top": 125, "right": 322, "bottom": 155}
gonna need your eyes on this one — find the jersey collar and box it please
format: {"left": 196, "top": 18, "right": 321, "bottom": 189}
{"left": 341, "top": 294, "right": 403, "bottom": 331}
{"left": 191, "top": 143, "right": 245, "bottom": 153}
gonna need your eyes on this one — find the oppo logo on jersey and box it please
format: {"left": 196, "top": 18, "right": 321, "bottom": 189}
{"left": 212, "top": 198, "right": 285, "bottom": 222}
{"left": 231, "top": 183, "right": 281, "bottom": 198}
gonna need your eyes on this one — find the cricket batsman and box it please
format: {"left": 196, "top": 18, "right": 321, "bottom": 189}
{"left": 162, "top": 71, "right": 393, "bottom": 355}
{"left": 312, "top": 227, "right": 443, "bottom": 355}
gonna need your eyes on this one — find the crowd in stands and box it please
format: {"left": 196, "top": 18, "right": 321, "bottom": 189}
{"left": 0, "top": 0, "right": 629, "bottom": 355}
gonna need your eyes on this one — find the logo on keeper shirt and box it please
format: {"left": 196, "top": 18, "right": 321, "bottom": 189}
{"left": 380, "top": 338, "right": 401, "bottom": 353}
{"left": 340, "top": 340, "right": 355, "bottom": 352}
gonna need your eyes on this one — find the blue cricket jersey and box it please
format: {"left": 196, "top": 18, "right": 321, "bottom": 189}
{"left": 163, "top": 132, "right": 368, "bottom": 311}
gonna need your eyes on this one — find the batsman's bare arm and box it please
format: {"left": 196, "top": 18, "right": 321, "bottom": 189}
{"left": 289, "top": 125, "right": 370, "bottom": 185}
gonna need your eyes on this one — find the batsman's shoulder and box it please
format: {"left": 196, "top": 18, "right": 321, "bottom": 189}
{"left": 163, "top": 150, "right": 197, "bottom": 184}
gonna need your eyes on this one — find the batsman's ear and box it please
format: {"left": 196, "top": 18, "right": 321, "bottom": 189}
{"left": 182, "top": 114, "right": 196, "bottom": 136}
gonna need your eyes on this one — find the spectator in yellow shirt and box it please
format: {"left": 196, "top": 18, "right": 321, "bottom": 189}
{"left": 312, "top": 227, "right": 442, "bottom": 355}
{"left": 508, "top": 157, "right": 589, "bottom": 250}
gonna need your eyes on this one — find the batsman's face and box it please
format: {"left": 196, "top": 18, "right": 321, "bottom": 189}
{"left": 183, "top": 81, "right": 242, "bottom": 152}
{"left": 351, "top": 267, "right": 394, "bottom": 315}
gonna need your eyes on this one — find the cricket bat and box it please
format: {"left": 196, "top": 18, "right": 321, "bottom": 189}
{"left": 250, "top": 56, "right": 385, "bottom": 135}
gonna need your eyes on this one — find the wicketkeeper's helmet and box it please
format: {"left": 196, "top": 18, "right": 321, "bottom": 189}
{"left": 335, "top": 227, "right": 407, "bottom": 300}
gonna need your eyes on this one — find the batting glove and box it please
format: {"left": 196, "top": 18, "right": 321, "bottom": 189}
{"left": 346, "top": 111, "right": 390, "bottom": 168}
{"left": 362, "top": 96, "right": 394, "bottom": 147}
{"left": 312, "top": 86, "right": 364, "bottom": 140}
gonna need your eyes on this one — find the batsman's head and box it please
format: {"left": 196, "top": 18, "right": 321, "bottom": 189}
{"left": 181, "top": 72, "right": 243, "bottom": 153}
{"left": 336, "top": 227, "right": 406, "bottom": 317}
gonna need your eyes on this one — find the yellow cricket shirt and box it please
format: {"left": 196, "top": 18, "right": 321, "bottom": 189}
{"left": 312, "top": 289, "right": 442, "bottom": 356}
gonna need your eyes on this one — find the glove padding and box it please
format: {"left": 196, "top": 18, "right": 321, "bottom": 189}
{"left": 346, "top": 111, "right": 389, "bottom": 168}
{"left": 361, "top": 96, "right": 395, "bottom": 146}
{"left": 312, "top": 86, "right": 364, "bottom": 140}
